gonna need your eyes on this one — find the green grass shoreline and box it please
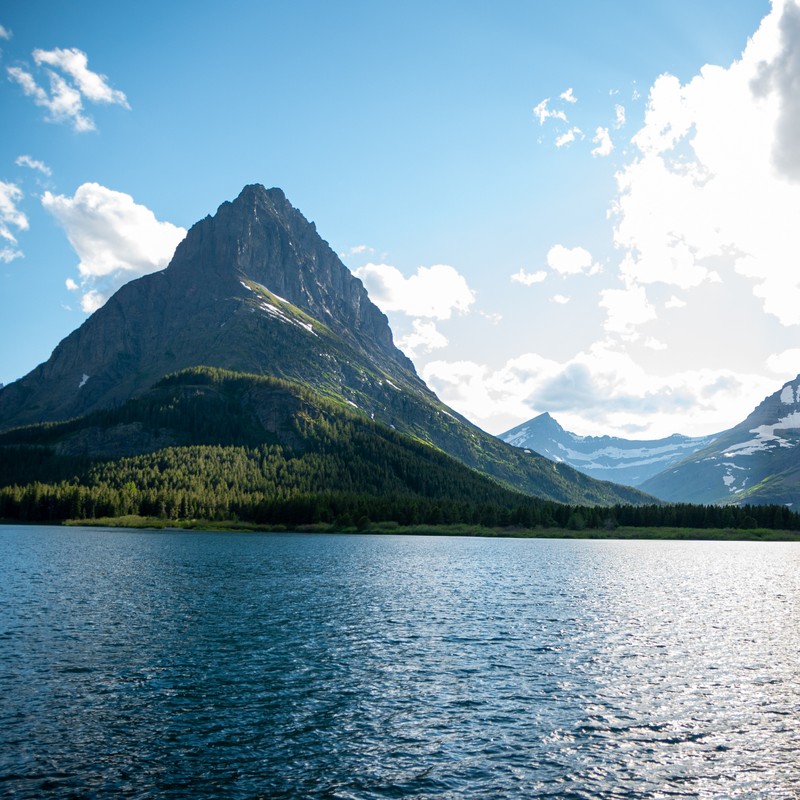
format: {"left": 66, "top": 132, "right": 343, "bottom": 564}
{"left": 3, "top": 515, "right": 784, "bottom": 541}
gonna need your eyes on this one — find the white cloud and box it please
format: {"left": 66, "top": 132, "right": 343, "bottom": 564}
{"left": 15, "top": 154, "right": 52, "bottom": 176}
{"left": 0, "top": 24, "right": 11, "bottom": 40}
{"left": 546, "top": 244, "right": 599, "bottom": 275}
{"left": 555, "top": 127, "right": 582, "bottom": 148}
{"left": 560, "top": 87, "right": 577, "bottom": 103}
{"left": 750, "top": 0, "right": 800, "bottom": 181}
{"left": 354, "top": 262, "right": 475, "bottom": 320}
{"left": 614, "top": 104, "right": 626, "bottom": 128}
{"left": 511, "top": 267, "right": 546, "bottom": 285}
{"left": 0, "top": 181, "right": 28, "bottom": 262}
{"left": 533, "top": 98, "right": 568, "bottom": 125}
{"left": 7, "top": 47, "right": 128, "bottom": 132}
{"left": 551, "top": 294, "right": 570, "bottom": 305}
{"left": 397, "top": 319, "right": 448, "bottom": 358}
{"left": 33, "top": 48, "right": 129, "bottom": 107}
{"left": 422, "top": 360, "right": 497, "bottom": 420}
{"left": 42, "top": 183, "right": 186, "bottom": 312}
{"left": 599, "top": 283, "right": 656, "bottom": 336}
{"left": 340, "top": 243, "right": 374, "bottom": 259}
{"left": 664, "top": 295, "right": 686, "bottom": 309}
{"left": 65, "top": 277, "right": 79, "bottom": 291}
{"left": 423, "top": 346, "right": 778, "bottom": 439}
{"left": 767, "top": 348, "right": 800, "bottom": 376}
{"left": 607, "top": 0, "right": 800, "bottom": 331}
{"left": 644, "top": 337, "right": 667, "bottom": 351}
{"left": 591, "top": 126, "right": 614, "bottom": 157}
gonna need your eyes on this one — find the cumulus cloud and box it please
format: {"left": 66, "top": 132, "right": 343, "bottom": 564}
{"left": 546, "top": 244, "right": 599, "bottom": 275}
{"left": 751, "top": 0, "right": 800, "bottom": 181}
{"left": 0, "top": 180, "right": 28, "bottom": 262}
{"left": 599, "top": 283, "right": 657, "bottom": 337}
{"left": 42, "top": 183, "right": 186, "bottom": 312}
{"left": 551, "top": 294, "right": 570, "bottom": 305}
{"left": 397, "top": 319, "right": 448, "bottom": 358}
{"left": 560, "top": 87, "right": 577, "bottom": 103}
{"left": 591, "top": 126, "right": 614, "bottom": 157}
{"left": 767, "top": 347, "right": 800, "bottom": 375}
{"left": 555, "top": 127, "right": 583, "bottom": 148}
{"left": 423, "top": 346, "right": 777, "bottom": 439}
{"left": 607, "top": 0, "right": 800, "bottom": 331}
{"left": 354, "top": 262, "right": 475, "bottom": 320}
{"left": 510, "top": 267, "right": 546, "bottom": 286}
{"left": 7, "top": 47, "right": 128, "bottom": 132}
{"left": 15, "top": 154, "right": 51, "bottom": 175}
{"left": 533, "top": 98, "right": 568, "bottom": 125}
{"left": 614, "top": 104, "right": 626, "bottom": 128}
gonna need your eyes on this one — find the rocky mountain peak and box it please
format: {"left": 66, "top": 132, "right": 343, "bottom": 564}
{"left": 167, "top": 184, "right": 406, "bottom": 367}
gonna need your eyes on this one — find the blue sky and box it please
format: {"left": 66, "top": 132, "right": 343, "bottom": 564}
{"left": 3, "top": 0, "right": 798, "bottom": 439}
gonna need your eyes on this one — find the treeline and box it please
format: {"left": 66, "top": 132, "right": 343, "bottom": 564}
{"left": 2, "top": 482, "right": 797, "bottom": 533}
{"left": 2, "top": 366, "right": 799, "bottom": 533}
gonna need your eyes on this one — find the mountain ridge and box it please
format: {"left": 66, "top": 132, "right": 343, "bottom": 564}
{"left": 640, "top": 374, "right": 800, "bottom": 505}
{"left": 0, "top": 184, "right": 651, "bottom": 506}
{"left": 500, "top": 412, "right": 718, "bottom": 487}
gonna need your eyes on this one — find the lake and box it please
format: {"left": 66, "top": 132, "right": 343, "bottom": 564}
{"left": 1, "top": 526, "right": 798, "bottom": 799}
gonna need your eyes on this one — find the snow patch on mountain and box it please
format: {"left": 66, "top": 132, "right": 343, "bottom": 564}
{"left": 499, "top": 412, "right": 718, "bottom": 487}
{"left": 722, "top": 411, "right": 800, "bottom": 458}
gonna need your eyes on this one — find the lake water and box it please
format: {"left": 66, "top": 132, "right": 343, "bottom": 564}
{"left": 1, "top": 526, "right": 798, "bottom": 799}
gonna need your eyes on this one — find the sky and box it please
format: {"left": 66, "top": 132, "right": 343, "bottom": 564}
{"left": 2, "top": 0, "right": 798, "bottom": 440}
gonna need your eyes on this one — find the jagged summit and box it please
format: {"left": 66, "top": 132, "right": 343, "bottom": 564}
{"left": 0, "top": 185, "right": 416, "bottom": 430}
{"left": 166, "top": 184, "right": 409, "bottom": 367}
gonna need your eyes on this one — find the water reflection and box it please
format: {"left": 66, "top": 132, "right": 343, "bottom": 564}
{"left": 0, "top": 529, "right": 798, "bottom": 798}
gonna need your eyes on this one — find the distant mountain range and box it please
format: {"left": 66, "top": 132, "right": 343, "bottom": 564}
{"left": 500, "top": 413, "right": 718, "bottom": 487}
{"left": 0, "top": 185, "right": 650, "bottom": 510}
{"left": 501, "top": 378, "right": 800, "bottom": 507}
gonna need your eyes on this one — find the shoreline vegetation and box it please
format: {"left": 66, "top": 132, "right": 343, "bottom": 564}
{"left": 2, "top": 516, "right": 797, "bottom": 541}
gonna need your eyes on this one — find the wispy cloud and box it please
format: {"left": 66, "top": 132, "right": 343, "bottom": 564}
{"left": 15, "top": 154, "right": 52, "bottom": 176}
{"left": 0, "top": 180, "right": 28, "bottom": 262}
{"left": 43, "top": 183, "right": 186, "bottom": 312}
{"left": 0, "top": 24, "right": 11, "bottom": 40}
{"left": 8, "top": 46, "right": 129, "bottom": 132}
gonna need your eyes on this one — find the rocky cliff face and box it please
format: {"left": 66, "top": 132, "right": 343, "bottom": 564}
{"left": 0, "top": 185, "right": 419, "bottom": 430}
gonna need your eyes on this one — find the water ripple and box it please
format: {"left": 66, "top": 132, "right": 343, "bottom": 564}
{"left": 1, "top": 529, "right": 798, "bottom": 798}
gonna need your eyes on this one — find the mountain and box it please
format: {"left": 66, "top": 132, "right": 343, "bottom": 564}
{"left": 640, "top": 375, "right": 800, "bottom": 506}
{"left": 0, "top": 367, "right": 571, "bottom": 527}
{"left": 0, "top": 184, "right": 650, "bottom": 506}
{"left": 500, "top": 412, "right": 718, "bottom": 487}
